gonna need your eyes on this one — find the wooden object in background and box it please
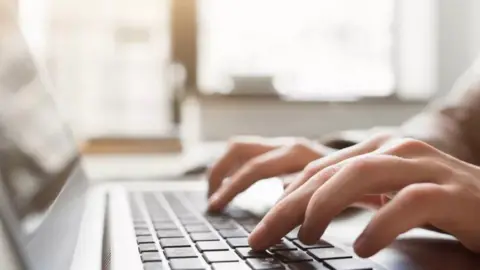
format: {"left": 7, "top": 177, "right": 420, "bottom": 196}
{"left": 82, "top": 136, "right": 182, "bottom": 154}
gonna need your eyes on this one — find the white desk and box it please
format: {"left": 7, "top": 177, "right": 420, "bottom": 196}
{"left": 82, "top": 142, "right": 225, "bottom": 181}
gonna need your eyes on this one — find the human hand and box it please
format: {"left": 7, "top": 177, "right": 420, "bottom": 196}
{"left": 207, "top": 136, "right": 333, "bottom": 211}
{"left": 248, "top": 138, "right": 480, "bottom": 257}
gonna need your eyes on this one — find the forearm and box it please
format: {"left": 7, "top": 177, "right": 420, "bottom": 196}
{"left": 400, "top": 66, "right": 480, "bottom": 165}
{"left": 320, "top": 63, "right": 480, "bottom": 165}
{"left": 320, "top": 109, "right": 479, "bottom": 165}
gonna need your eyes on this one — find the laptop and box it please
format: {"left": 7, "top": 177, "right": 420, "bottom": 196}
{"left": 1, "top": 3, "right": 480, "bottom": 270}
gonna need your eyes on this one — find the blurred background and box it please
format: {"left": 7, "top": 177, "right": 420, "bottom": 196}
{"left": 16, "top": 0, "right": 480, "bottom": 153}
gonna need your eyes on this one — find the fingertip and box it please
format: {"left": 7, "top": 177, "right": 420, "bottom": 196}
{"left": 353, "top": 243, "right": 373, "bottom": 258}
{"left": 353, "top": 234, "right": 376, "bottom": 258}
{"left": 298, "top": 222, "right": 327, "bottom": 246}
{"left": 206, "top": 188, "right": 214, "bottom": 198}
{"left": 298, "top": 227, "right": 314, "bottom": 245}
{"left": 207, "top": 193, "right": 224, "bottom": 212}
{"left": 248, "top": 222, "right": 273, "bottom": 250}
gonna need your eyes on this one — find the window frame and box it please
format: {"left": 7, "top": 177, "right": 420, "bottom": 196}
{"left": 173, "top": 0, "right": 438, "bottom": 102}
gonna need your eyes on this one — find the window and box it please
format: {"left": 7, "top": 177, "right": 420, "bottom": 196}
{"left": 19, "top": 0, "right": 172, "bottom": 140}
{"left": 199, "top": 0, "right": 395, "bottom": 99}
{"left": 18, "top": 0, "right": 437, "bottom": 141}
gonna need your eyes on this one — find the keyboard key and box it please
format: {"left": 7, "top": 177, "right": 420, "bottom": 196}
{"left": 190, "top": 232, "right": 219, "bottom": 242}
{"left": 139, "top": 243, "right": 158, "bottom": 253}
{"left": 288, "top": 261, "right": 330, "bottom": 270}
{"left": 285, "top": 229, "right": 299, "bottom": 240}
{"left": 154, "top": 222, "right": 178, "bottom": 230}
{"left": 184, "top": 224, "right": 211, "bottom": 233}
{"left": 141, "top": 252, "right": 162, "bottom": 262}
{"left": 136, "top": 229, "right": 152, "bottom": 236}
{"left": 135, "top": 224, "right": 150, "bottom": 229}
{"left": 324, "top": 258, "right": 374, "bottom": 270}
{"left": 236, "top": 248, "right": 271, "bottom": 259}
{"left": 308, "top": 248, "right": 352, "bottom": 260}
{"left": 236, "top": 218, "right": 259, "bottom": 226}
{"left": 159, "top": 238, "right": 190, "bottom": 248}
{"left": 205, "top": 215, "right": 229, "bottom": 222}
{"left": 226, "top": 238, "right": 249, "bottom": 248}
{"left": 219, "top": 229, "right": 248, "bottom": 238}
{"left": 177, "top": 213, "right": 196, "bottom": 219}
{"left": 137, "top": 236, "right": 155, "bottom": 244}
{"left": 293, "top": 239, "right": 332, "bottom": 250}
{"left": 169, "top": 258, "right": 205, "bottom": 270}
{"left": 225, "top": 208, "right": 252, "bottom": 220}
{"left": 204, "top": 251, "right": 239, "bottom": 263}
{"left": 134, "top": 220, "right": 147, "bottom": 226}
{"left": 196, "top": 241, "right": 229, "bottom": 252}
{"left": 179, "top": 217, "right": 202, "bottom": 224}
{"left": 211, "top": 222, "right": 238, "bottom": 230}
{"left": 246, "top": 258, "right": 285, "bottom": 269}
{"left": 151, "top": 217, "right": 172, "bottom": 223}
{"left": 164, "top": 247, "right": 197, "bottom": 258}
{"left": 143, "top": 262, "right": 164, "bottom": 270}
{"left": 157, "top": 230, "right": 184, "bottom": 238}
{"left": 212, "top": 262, "right": 250, "bottom": 270}
{"left": 242, "top": 224, "right": 257, "bottom": 233}
{"left": 181, "top": 219, "right": 206, "bottom": 225}
{"left": 268, "top": 241, "right": 297, "bottom": 251}
{"left": 177, "top": 214, "right": 202, "bottom": 222}
{"left": 273, "top": 250, "right": 312, "bottom": 262}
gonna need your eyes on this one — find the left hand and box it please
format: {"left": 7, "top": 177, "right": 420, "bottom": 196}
{"left": 248, "top": 138, "right": 480, "bottom": 257}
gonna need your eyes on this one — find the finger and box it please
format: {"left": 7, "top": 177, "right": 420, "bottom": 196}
{"left": 207, "top": 141, "right": 274, "bottom": 197}
{"left": 281, "top": 133, "right": 393, "bottom": 200}
{"left": 208, "top": 149, "right": 237, "bottom": 197}
{"left": 248, "top": 165, "right": 338, "bottom": 250}
{"left": 354, "top": 183, "right": 445, "bottom": 257}
{"left": 299, "top": 155, "right": 445, "bottom": 244}
{"left": 208, "top": 146, "right": 309, "bottom": 211}
{"left": 248, "top": 186, "right": 312, "bottom": 250}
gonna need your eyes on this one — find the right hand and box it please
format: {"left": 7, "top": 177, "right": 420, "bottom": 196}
{"left": 207, "top": 136, "right": 332, "bottom": 211}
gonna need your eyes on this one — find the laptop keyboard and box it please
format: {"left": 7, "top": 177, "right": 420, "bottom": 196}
{"left": 128, "top": 191, "right": 381, "bottom": 270}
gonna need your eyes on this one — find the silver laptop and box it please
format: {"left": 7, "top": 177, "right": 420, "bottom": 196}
{"left": 1, "top": 4, "right": 480, "bottom": 270}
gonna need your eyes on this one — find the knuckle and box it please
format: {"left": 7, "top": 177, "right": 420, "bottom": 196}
{"left": 318, "top": 165, "right": 341, "bottom": 180}
{"left": 450, "top": 171, "right": 478, "bottom": 194}
{"left": 368, "top": 132, "right": 396, "bottom": 147}
{"left": 418, "top": 157, "right": 455, "bottom": 181}
{"left": 392, "top": 138, "right": 430, "bottom": 152}
{"left": 345, "top": 155, "right": 378, "bottom": 175}
{"left": 432, "top": 160, "right": 455, "bottom": 180}
{"left": 381, "top": 138, "right": 432, "bottom": 156}
{"left": 227, "top": 138, "right": 244, "bottom": 150}
{"left": 291, "top": 138, "right": 312, "bottom": 151}
{"left": 400, "top": 185, "right": 445, "bottom": 205}
{"left": 303, "top": 160, "right": 322, "bottom": 176}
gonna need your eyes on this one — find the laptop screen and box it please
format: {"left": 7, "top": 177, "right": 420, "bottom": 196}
{"left": 0, "top": 3, "right": 88, "bottom": 269}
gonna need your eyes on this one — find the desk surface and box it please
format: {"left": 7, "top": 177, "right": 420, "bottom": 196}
{"left": 82, "top": 142, "right": 225, "bottom": 181}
